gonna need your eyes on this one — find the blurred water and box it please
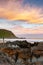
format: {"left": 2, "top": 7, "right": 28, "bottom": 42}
{"left": 0, "top": 38, "right": 43, "bottom": 43}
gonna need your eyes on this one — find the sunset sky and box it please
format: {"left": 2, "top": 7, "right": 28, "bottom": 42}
{"left": 0, "top": 0, "right": 43, "bottom": 38}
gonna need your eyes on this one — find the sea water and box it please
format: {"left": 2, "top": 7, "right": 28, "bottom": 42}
{"left": 0, "top": 38, "right": 43, "bottom": 43}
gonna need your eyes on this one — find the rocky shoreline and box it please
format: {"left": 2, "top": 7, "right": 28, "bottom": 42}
{"left": 0, "top": 40, "right": 43, "bottom": 65}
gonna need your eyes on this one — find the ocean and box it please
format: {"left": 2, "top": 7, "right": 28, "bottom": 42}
{"left": 0, "top": 38, "right": 43, "bottom": 43}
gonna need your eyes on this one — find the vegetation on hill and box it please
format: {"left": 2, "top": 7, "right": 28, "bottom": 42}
{"left": 0, "top": 29, "right": 16, "bottom": 38}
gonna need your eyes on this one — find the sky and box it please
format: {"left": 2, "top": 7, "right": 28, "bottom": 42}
{"left": 0, "top": 0, "right": 43, "bottom": 38}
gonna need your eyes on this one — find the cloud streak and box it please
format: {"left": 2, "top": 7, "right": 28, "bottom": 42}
{"left": 11, "top": 26, "right": 43, "bottom": 35}
{"left": 0, "top": 0, "right": 43, "bottom": 23}
{"left": 0, "top": 19, "right": 43, "bottom": 35}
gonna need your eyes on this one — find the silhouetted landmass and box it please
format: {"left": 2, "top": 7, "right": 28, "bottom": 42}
{"left": 0, "top": 29, "right": 17, "bottom": 38}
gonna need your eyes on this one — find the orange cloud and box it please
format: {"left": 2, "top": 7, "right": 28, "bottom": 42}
{"left": 0, "top": 0, "right": 43, "bottom": 23}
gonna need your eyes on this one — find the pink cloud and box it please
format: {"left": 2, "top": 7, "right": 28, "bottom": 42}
{"left": 11, "top": 26, "right": 43, "bottom": 34}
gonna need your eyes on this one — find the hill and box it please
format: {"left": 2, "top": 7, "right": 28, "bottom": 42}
{"left": 0, "top": 29, "right": 17, "bottom": 38}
